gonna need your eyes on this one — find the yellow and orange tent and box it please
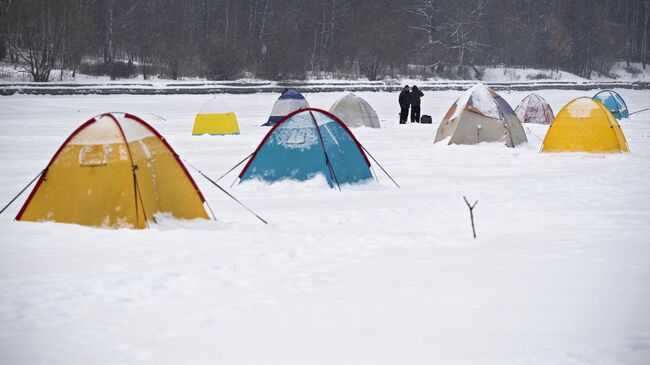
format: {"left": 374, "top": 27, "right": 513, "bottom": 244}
{"left": 16, "top": 113, "right": 210, "bottom": 229}
{"left": 541, "top": 97, "right": 629, "bottom": 153}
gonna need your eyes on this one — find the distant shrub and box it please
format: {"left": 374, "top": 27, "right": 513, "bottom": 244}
{"left": 79, "top": 61, "right": 137, "bottom": 78}
{"left": 431, "top": 64, "right": 473, "bottom": 80}
{"left": 527, "top": 72, "right": 552, "bottom": 80}
{"left": 624, "top": 65, "right": 642, "bottom": 76}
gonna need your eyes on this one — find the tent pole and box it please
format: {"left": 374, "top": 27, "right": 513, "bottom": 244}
{"left": 229, "top": 175, "right": 241, "bottom": 188}
{"left": 359, "top": 144, "right": 400, "bottom": 188}
{"left": 107, "top": 113, "right": 151, "bottom": 228}
{"left": 0, "top": 170, "right": 43, "bottom": 215}
{"left": 370, "top": 166, "right": 380, "bottom": 183}
{"left": 132, "top": 168, "right": 139, "bottom": 227}
{"left": 611, "top": 91, "right": 622, "bottom": 120}
{"left": 217, "top": 153, "right": 254, "bottom": 182}
{"left": 326, "top": 160, "right": 341, "bottom": 191}
{"left": 133, "top": 166, "right": 152, "bottom": 227}
{"left": 130, "top": 165, "right": 151, "bottom": 228}
{"left": 205, "top": 200, "right": 217, "bottom": 221}
{"left": 307, "top": 111, "right": 341, "bottom": 190}
{"left": 181, "top": 157, "right": 268, "bottom": 225}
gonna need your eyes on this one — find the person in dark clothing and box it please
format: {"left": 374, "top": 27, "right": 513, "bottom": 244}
{"left": 410, "top": 85, "right": 424, "bottom": 123}
{"left": 398, "top": 85, "right": 410, "bottom": 124}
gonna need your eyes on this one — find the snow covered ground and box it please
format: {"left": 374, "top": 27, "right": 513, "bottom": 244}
{"left": 0, "top": 89, "right": 649, "bottom": 365}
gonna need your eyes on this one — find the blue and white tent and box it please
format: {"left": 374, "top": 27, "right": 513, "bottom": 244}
{"left": 241, "top": 108, "right": 374, "bottom": 188}
{"left": 262, "top": 89, "right": 310, "bottom": 126}
{"left": 593, "top": 90, "right": 629, "bottom": 120}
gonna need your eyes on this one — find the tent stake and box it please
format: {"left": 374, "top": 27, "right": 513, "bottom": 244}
{"left": 0, "top": 170, "right": 43, "bottom": 215}
{"left": 359, "top": 144, "right": 400, "bottom": 188}
{"left": 181, "top": 158, "right": 268, "bottom": 225}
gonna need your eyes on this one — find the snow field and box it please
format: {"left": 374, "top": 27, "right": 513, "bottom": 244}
{"left": 0, "top": 89, "right": 649, "bottom": 364}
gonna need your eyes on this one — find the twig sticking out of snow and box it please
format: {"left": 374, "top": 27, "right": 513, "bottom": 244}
{"left": 463, "top": 196, "right": 478, "bottom": 239}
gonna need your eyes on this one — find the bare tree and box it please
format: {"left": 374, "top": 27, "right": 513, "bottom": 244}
{"left": 439, "top": 0, "right": 488, "bottom": 65}
{"left": 1, "top": 0, "right": 646, "bottom": 82}
{"left": 345, "top": 0, "right": 409, "bottom": 80}
{"left": 641, "top": 0, "right": 650, "bottom": 70}
{"left": 407, "top": 0, "right": 442, "bottom": 64}
{"left": 7, "top": 0, "right": 61, "bottom": 82}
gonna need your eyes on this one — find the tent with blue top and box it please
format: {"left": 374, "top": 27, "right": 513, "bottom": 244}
{"left": 262, "top": 89, "right": 310, "bottom": 126}
{"left": 239, "top": 108, "right": 396, "bottom": 189}
{"left": 593, "top": 90, "right": 629, "bottom": 120}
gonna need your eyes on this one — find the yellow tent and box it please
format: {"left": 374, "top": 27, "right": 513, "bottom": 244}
{"left": 541, "top": 97, "right": 629, "bottom": 153}
{"left": 192, "top": 98, "right": 240, "bottom": 135}
{"left": 16, "top": 113, "right": 210, "bottom": 229}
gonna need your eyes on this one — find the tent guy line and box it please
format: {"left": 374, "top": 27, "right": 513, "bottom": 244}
{"left": 179, "top": 157, "right": 268, "bottom": 225}
{"left": 359, "top": 145, "right": 400, "bottom": 188}
{"left": 0, "top": 170, "right": 43, "bottom": 216}
{"left": 216, "top": 153, "right": 254, "bottom": 182}
{"left": 629, "top": 108, "right": 650, "bottom": 116}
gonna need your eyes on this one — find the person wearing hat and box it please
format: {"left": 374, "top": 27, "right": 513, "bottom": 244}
{"left": 398, "top": 85, "right": 411, "bottom": 124}
{"left": 410, "top": 85, "right": 424, "bottom": 123}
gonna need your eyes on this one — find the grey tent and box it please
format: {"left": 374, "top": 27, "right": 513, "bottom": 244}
{"left": 329, "top": 93, "right": 381, "bottom": 128}
{"left": 434, "top": 83, "right": 527, "bottom": 147}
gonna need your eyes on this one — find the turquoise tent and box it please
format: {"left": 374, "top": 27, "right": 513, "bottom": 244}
{"left": 240, "top": 108, "right": 373, "bottom": 188}
{"left": 593, "top": 90, "right": 629, "bottom": 120}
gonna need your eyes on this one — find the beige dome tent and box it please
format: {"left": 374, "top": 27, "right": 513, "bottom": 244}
{"left": 329, "top": 93, "right": 381, "bottom": 128}
{"left": 434, "top": 83, "right": 527, "bottom": 147}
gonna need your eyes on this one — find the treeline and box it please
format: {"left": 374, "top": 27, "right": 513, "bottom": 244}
{"left": 0, "top": 0, "right": 648, "bottom": 82}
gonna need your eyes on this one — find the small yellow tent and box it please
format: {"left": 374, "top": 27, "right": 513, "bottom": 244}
{"left": 192, "top": 98, "right": 240, "bottom": 135}
{"left": 541, "top": 97, "right": 629, "bottom": 153}
{"left": 16, "top": 113, "right": 210, "bottom": 229}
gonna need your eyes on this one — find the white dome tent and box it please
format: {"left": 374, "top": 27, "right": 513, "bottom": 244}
{"left": 514, "top": 93, "right": 554, "bottom": 125}
{"left": 329, "top": 93, "right": 381, "bottom": 129}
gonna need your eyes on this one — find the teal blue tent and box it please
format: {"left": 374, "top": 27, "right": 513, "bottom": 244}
{"left": 240, "top": 108, "right": 373, "bottom": 189}
{"left": 593, "top": 90, "right": 629, "bottom": 120}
